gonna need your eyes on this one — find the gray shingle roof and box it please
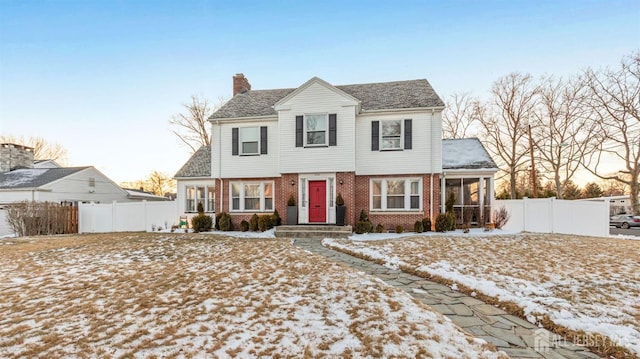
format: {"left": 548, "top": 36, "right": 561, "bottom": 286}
{"left": 174, "top": 145, "right": 211, "bottom": 178}
{"left": 442, "top": 138, "right": 498, "bottom": 170}
{"left": 210, "top": 78, "right": 444, "bottom": 119}
{"left": 0, "top": 167, "right": 89, "bottom": 189}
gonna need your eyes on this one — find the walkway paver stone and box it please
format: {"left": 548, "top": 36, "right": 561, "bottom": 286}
{"left": 292, "top": 238, "right": 601, "bottom": 359}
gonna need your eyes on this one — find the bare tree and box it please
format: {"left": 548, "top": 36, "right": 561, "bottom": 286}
{"left": 478, "top": 73, "right": 538, "bottom": 199}
{"left": 169, "top": 95, "right": 225, "bottom": 153}
{"left": 0, "top": 135, "right": 68, "bottom": 164}
{"left": 582, "top": 52, "right": 640, "bottom": 215}
{"left": 120, "top": 170, "right": 176, "bottom": 196}
{"left": 442, "top": 92, "right": 480, "bottom": 139}
{"left": 531, "top": 75, "right": 596, "bottom": 199}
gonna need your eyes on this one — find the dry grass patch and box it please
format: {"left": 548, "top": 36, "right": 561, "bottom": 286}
{"left": 325, "top": 233, "right": 640, "bottom": 358}
{"left": 0, "top": 232, "right": 505, "bottom": 358}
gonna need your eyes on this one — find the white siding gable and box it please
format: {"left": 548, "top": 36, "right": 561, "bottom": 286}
{"left": 278, "top": 81, "right": 358, "bottom": 174}
{"left": 39, "top": 167, "right": 131, "bottom": 203}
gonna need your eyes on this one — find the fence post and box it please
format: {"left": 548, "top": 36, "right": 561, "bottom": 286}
{"left": 143, "top": 200, "right": 148, "bottom": 232}
{"left": 112, "top": 200, "right": 117, "bottom": 232}
{"left": 550, "top": 197, "right": 555, "bottom": 234}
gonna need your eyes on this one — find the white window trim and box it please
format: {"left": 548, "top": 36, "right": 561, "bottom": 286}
{"left": 185, "top": 185, "right": 216, "bottom": 213}
{"left": 229, "top": 181, "right": 275, "bottom": 212}
{"left": 370, "top": 178, "right": 422, "bottom": 211}
{"left": 380, "top": 119, "right": 403, "bottom": 151}
{"left": 304, "top": 113, "right": 329, "bottom": 147}
{"left": 240, "top": 126, "right": 260, "bottom": 156}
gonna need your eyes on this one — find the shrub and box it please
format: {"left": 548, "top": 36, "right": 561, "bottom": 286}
{"left": 197, "top": 202, "right": 204, "bottom": 215}
{"left": 287, "top": 194, "right": 296, "bottom": 206}
{"left": 240, "top": 220, "right": 249, "bottom": 232}
{"left": 258, "top": 215, "right": 272, "bottom": 232}
{"left": 375, "top": 223, "right": 385, "bottom": 233}
{"left": 355, "top": 221, "right": 373, "bottom": 234}
{"left": 271, "top": 209, "right": 282, "bottom": 226}
{"left": 493, "top": 206, "right": 510, "bottom": 229}
{"left": 250, "top": 214, "right": 259, "bottom": 232}
{"left": 435, "top": 213, "right": 450, "bottom": 232}
{"left": 446, "top": 212, "right": 457, "bottom": 231}
{"left": 358, "top": 209, "right": 370, "bottom": 222}
{"left": 217, "top": 211, "right": 232, "bottom": 231}
{"left": 336, "top": 193, "right": 345, "bottom": 206}
{"left": 354, "top": 209, "right": 373, "bottom": 234}
{"left": 191, "top": 214, "right": 213, "bottom": 233}
{"left": 395, "top": 225, "right": 404, "bottom": 234}
{"left": 445, "top": 192, "right": 456, "bottom": 213}
{"left": 414, "top": 220, "right": 423, "bottom": 233}
{"left": 422, "top": 217, "right": 431, "bottom": 232}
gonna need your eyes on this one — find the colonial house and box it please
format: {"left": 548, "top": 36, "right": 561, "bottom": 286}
{"left": 175, "top": 74, "right": 498, "bottom": 229}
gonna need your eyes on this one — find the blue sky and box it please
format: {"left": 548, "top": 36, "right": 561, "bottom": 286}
{"left": 1, "top": 0, "right": 638, "bottom": 183}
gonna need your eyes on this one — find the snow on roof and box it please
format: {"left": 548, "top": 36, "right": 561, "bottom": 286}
{"left": 0, "top": 167, "right": 88, "bottom": 189}
{"left": 442, "top": 138, "right": 498, "bottom": 170}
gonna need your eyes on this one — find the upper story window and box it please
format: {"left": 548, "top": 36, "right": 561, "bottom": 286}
{"left": 89, "top": 177, "right": 96, "bottom": 187}
{"left": 296, "top": 114, "right": 337, "bottom": 148}
{"left": 232, "top": 126, "right": 267, "bottom": 156}
{"left": 371, "top": 119, "right": 412, "bottom": 151}
{"left": 381, "top": 120, "right": 402, "bottom": 150}
{"left": 305, "top": 114, "right": 328, "bottom": 146}
{"left": 240, "top": 127, "right": 259, "bottom": 155}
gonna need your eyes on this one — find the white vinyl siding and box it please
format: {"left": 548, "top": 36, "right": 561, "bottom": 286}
{"left": 230, "top": 181, "right": 274, "bottom": 212}
{"left": 212, "top": 120, "right": 279, "bottom": 178}
{"left": 356, "top": 111, "right": 442, "bottom": 175}
{"left": 278, "top": 81, "right": 357, "bottom": 173}
{"left": 371, "top": 178, "right": 421, "bottom": 211}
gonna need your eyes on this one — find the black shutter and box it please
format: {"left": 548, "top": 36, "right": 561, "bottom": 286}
{"left": 232, "top": 128, "right": 239, "bottom": 155}
{"left": 371, "top": 121, "right": 379, "bottom": 151}
{"left": 260, "top": 126, "right": 268, "bottom": 154}
{"left": 329, "top": 114, "right": 337, "bottom": 146}
{"left": 404, "top": 119, "right": 412, "bottom": 150}
{"left": 295, "top": 115, "right": 303, "bottom": 147}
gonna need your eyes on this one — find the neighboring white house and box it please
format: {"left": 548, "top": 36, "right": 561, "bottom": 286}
{"left": 0, "top": 143, "right": 170, "bottom": 205}
{"left": 582, "top": 195, "right": 638, "bottom": 216}
{"left": 175, "top": 74, "right": 498, "bottom": 229}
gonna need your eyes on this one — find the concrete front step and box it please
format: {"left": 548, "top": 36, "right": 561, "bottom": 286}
{"left": 275, "top": 225, "right": 352, "bottom": 239}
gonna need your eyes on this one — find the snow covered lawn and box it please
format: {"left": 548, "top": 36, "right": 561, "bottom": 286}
{"left": 324, "top": 232, "right": 640, "bottom": 357}
{"left": 0, "top": 233, "right": 504, "bottom": 358}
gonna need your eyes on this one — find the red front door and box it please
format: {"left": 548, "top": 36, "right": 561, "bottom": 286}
{"left": 308, "top": 180, "right": 327, "bottom": 223}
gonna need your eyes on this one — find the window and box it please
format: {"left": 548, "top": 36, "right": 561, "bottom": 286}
{"left": 89, "top": 177, "right": 96, "bottom": 187}
{"left": 370, "top": 178, "right": 422, "bottom": 211}
{"left": 381, "top": 120, "right": 402, "bottom": 150}
{"left": 185, "top": 185, "right": 215, "bottom": 213}
{"left": 240, "top": 127, "right": 259, "bottom": 155}
{"left": 305, "top": 114, "right": 328, "bottom": 146}
{"left": 230, "top": 181, "right": 275, "bottom": 212}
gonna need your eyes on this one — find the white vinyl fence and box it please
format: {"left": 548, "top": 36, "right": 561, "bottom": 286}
{"left": 495, "top": 197, "right": 609, "bottom": 237}
{"left": 0, "top": 208, "right": 11, "bottom": 237}
{"left": 78, "top": 201, "right": 179, "bottom": 233}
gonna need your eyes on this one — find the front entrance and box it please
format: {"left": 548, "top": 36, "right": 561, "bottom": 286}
{"left": 308, "top": 180, "right": 327, "bottom": 223}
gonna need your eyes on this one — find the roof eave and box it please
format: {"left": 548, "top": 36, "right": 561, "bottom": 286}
{"left": 208, "top": 115, "right": 278, "bottom": 123}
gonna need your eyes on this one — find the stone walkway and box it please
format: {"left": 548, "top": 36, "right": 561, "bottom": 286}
{"left": 293, "top": 238, "right": 600, "bottom": 359}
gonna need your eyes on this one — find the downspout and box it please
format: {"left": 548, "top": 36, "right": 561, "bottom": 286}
{"left": 430, "top": 108, "right": 435, "bottom": 222}
{"left": 217, "top": 119, "right": 223, "bottom": 215}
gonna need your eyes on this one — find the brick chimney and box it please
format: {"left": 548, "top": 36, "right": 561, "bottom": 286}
{"left": 233, "top": 73, "right": 251, "bottom": 96}
{"left": 0, "top": 143, "right": 35, "bottom": 172}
